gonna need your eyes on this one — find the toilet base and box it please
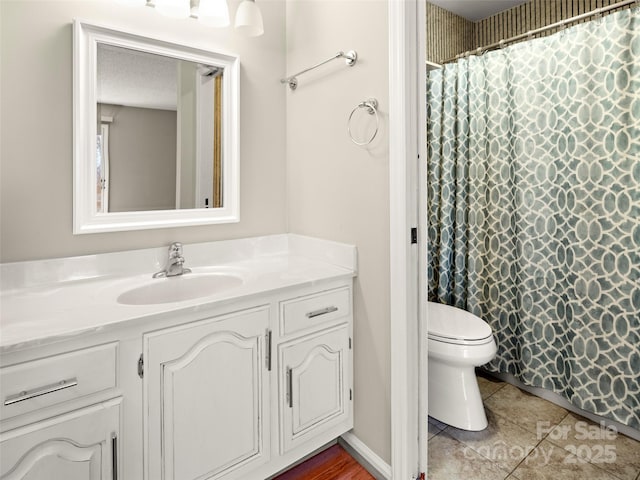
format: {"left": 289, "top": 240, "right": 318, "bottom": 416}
{"left": 428, "top": 361, "right": 488, "bottom": 431}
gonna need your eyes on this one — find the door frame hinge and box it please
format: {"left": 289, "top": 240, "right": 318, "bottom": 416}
{"left": 137, "top": 354, "right": 144, "bottom": 379}
{"left": 349, "top": 388, "right": 352, "bottom": 401}
{"left": 411, "top": 227, "right": 418, "bottom": 244}
{"left": 349, "top": 337, "right": 352, "bottom": 350}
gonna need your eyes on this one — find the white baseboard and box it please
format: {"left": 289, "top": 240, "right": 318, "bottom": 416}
{"left": 339, "top": 431, "right": 392, "bottom": 480}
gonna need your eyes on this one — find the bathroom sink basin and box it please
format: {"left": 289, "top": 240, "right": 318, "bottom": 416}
{"left": 117, "top": 273, "right": 244, "bottom": 305}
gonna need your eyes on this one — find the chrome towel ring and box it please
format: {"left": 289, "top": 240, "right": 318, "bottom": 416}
{"left": 348, "top": 98, "right": 379, "bottom": 146}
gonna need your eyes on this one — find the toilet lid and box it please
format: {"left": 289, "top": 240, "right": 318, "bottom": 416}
{"left": 427, "top": 302, "right": 493, "bottom": 344}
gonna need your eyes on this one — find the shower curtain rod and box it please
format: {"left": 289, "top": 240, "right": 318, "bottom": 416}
{"left": 444, "top": 0, "right": 638, "bottom": 64}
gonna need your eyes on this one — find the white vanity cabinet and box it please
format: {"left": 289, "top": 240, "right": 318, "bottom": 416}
{"left": 279, "top": 325, "right": 351, "bottom": 453}
{"left": 0, "top": 399, "right": 121, "bottom": 480}
{"left": 139, "top": 283, "right": 353, "bottom": 480}
{"left": 0, "top": 344, "right": 122, "bottom": 480}
{"left": 143, "top": 306, "right": 271, "bottom": 480}
{"left": 0, "top": 285, "right": 353, "bottom": 480}
{"left": 1, "top": 278, "right": 354, "bottom": 480}
{"left": 0, "top": 235, "right": 357, "bottom": 480}
{"left": 277, "top": 287, "right": 353, "bottom": 455}
{"left": 0, "top": 282, "right": 353, "bottom": 480}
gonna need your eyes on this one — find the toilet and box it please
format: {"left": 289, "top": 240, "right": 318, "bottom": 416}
{"left": 428, "top": 301, "right": 497, "bottom": 431}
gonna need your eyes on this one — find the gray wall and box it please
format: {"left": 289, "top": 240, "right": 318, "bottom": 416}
{"left": 1, "top": 0, "right": 393, "bottom": 466}
{"left": 285, "top": 0, "right": 391, "bottom": 464}
{"left": 0, "top": 0, "right": 287, "bottom": 262}
{"left": 100, "top": 104, "right": 177, "bottom": 212}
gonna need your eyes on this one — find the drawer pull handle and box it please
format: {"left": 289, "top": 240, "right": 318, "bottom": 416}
{"left": 4, "top": 377, "right": 78, "bottom": 406}
{"left": 265, "top": 329, "right": 272, "bottom": 371}
{"left": 306, "top": 306, "right": 338, "bottom": 318}
{"left": 112, "top": 433, "right": 118, "bottom": 480}
{"left": 286, "top": 367, "right": 293, "bottom": 408}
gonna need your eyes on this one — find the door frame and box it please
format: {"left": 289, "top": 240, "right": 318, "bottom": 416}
{"left": 97, "top": 122, "right": 111, "bottom": 213}
{"left": 388, "top": 0, "right": 427, "bottom": 478}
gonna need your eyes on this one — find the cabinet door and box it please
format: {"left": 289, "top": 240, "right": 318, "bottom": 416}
{"left": 144, "top": 307, "right": 270, "bottom": 480}
{"left": 0, "top": 399, "right": 121, "bottom": 480}
{"left": 279, "top": 324, "right": 350, "bottom": 453}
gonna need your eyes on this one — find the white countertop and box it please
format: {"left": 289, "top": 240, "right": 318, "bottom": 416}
{"left": 0, "top": 235, "right": 357, "bottom": 353}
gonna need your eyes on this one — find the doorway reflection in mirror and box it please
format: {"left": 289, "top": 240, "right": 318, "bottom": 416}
{"left": 96, "top": 44, "right": 223, "bottom": 214}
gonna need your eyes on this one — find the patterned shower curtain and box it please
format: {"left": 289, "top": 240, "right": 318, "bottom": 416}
{"left": 426, "top": 7, "right": 640, "bottom": 430}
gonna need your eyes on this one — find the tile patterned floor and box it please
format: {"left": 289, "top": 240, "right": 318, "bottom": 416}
{"left": 428, "top": 374, "right": 640, "bottom": 480}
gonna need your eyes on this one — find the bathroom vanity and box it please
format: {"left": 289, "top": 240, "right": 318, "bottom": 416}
{"left": 0, "top": 235, "right": 356, "bottom": 480}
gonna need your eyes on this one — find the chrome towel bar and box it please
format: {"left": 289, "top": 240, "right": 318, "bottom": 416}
{"left": 281, "top": 50, "right": 358, "bottom": 91}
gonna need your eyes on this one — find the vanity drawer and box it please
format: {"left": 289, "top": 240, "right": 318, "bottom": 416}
{"left": 280, "top": 287, "right": 351, "bottom": 336}
{"left": 0, "top": 342, "right": 118, "bottom": 420}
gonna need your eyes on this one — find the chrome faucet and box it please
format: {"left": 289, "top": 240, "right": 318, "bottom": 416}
{"left": 153, "top": 242, "right": 192, "bottom": 278}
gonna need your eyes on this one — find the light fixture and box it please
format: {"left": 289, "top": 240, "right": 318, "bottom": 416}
{"left": 115, "top": 0, "right": 146, "bottom": 6}
{"left": 113, "top": 0, "right": 261, "bottom": 35}
{"left": 155, "top": 0, "right": 190, "bottom": 19}
{"left": 197, "top": 0, "right": 230, "bottom": 27}
{"left": 234, "top": 0, "right": 264, "bottom": 37}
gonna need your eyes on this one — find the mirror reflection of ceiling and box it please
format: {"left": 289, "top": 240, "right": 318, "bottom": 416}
{"left": 428, "top": 0, "right": 528, "bottom": 21}
{"left": 97, "top": 44, "right": 178, "bottom": 111}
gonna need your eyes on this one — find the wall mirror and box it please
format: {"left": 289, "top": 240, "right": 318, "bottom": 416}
{"left": 73, "top": 20, "right": 240, "bottom": 234}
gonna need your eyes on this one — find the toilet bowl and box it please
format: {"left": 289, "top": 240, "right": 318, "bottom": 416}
{"left": 428, "top": 301, "right": 497, "bottom": 431}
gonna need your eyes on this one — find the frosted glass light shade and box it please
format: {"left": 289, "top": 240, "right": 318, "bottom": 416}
{"left": 198, "top": 0, "right": 230, "bottom": 27}
{"left": 234, "top": 0, "right": 264, "bottom": 37}
{"left": 155, "top": 0, "right": 190, "bottom": 18}
{"left": 116, "top": 0, "right": 147, "bottom": 6}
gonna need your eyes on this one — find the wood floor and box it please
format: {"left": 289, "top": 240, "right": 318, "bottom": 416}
{"left": 273, "top": 444, "right": 375, "bottom": 480}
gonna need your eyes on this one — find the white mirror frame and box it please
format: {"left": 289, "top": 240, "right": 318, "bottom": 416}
{"left": 73, "top": 20, "right": 240, "bottom": 234}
